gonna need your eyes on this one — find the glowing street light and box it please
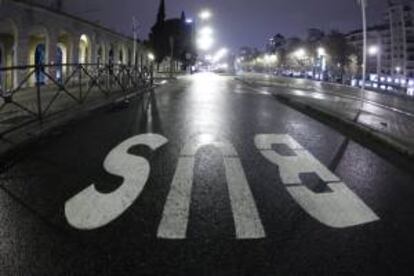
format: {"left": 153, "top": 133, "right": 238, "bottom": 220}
{"left": 213, "top": 48, "right": 228, "bottom": 62}
{"left": 368, "top": 45, "right": 379, "bottom": 56}
{"left": 197, "top": 26, "right": 214, "bottom": 51}
{"left": 264, "top": 54, "right": 277, "bottom": 63}
{"left": 368, "top": 45, "right": 381, "bottom": 78}
{"left": 317, "top": 47, "right": 326, "bottom": 57}
{"left": 294, "top": 48, "right": 306, "bottom": 59}
{"left": 148, "top": 53, "right": 155, "bottom": 61}
{"left": 199, "top": 10, "right": 212, "bottom": 20}
{"left": 197, "top": 36, "right": 214, "bottom": 51}
{"left": 270, "top": 54, "right": 277, "bottom": 62}
{"left": 199, "top": 26, "right": 213, "bottom": 36}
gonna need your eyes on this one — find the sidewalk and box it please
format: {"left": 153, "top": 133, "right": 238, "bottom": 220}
{"left": 0, "top": 84, "right": 154, "bottom": 162}
{"left": 237, "top": 73, "right": 414, "bottom": 160}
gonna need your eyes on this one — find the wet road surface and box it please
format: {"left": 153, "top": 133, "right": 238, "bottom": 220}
{"left": 1, "top": 73, "right": 414, "bottom": 275}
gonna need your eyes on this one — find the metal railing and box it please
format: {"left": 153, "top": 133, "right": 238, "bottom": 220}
{"left": 0, "top": 63, "right": 153, "bottom": 137}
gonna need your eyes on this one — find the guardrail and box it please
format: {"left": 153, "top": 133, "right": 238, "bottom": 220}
{"left": 0, "top": 63, "right": 153, "bottom": 137}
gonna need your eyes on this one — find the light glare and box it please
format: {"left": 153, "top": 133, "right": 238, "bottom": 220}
{"left": 199, "top": 10, "right": 212, "bottom": 20}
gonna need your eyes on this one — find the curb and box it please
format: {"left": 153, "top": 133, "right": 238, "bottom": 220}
{"left": 275, "top": 94, "right": 414, "bottom": 171}
{"left": 235, "top": 77, "right": 414, "bottom": 164}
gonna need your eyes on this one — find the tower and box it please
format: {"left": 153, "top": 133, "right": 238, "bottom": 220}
{"left": 180, "top": 11, "right": 186, "bottom": 22}
{"left": 156, "top": 0, "right": 166, "bottom": 24}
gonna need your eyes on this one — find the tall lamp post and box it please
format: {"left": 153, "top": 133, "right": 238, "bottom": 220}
{"left": 196, "top": 9, "right": 214, "bottom": 70}
{"left": 357, "top": 0, "right": 368, "bottom": 119}
{"left": 368, "top": 45, "right": 380, "bottom": 80}
{"left": 357, "top": 0, "right": 367, "bottom": 90}
{"left": 132, "top": 16, "right": 139, "bottom": 69}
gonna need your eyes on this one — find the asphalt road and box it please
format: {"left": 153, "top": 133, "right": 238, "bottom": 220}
{"left": 1, "top": 73, "right": 414, "bottom": 275}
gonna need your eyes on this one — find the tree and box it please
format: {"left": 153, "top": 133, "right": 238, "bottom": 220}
{"left": 266, "top": 33, "right": 286, "bottom": 53}
{"left": 306, "top": 28, "right": 325, "bottom": 60}
{"left": 324, "top": 30, "right": 356, "bottom": 81}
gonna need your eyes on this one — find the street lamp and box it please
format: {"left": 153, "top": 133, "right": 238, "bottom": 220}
{"left": 317, "top": 47, "right": 326, "bottom": 80}
{"left": 199, "top": 10, "right": 212, "bottom": 20}
{"left": 197, "top": 35, "right": 214, "bottom": 51}
{"left": 213, "top": 48, "right": 228, "bottom": 62}
{"left": 396, "top": 66, "right": 401, "bottom": 74}
{"left": 368, "top": 45, "right": 379, "bottom": 55}
{"left": 197, "top": 26, "right": 214, "bottom": 51}
{"left": 357, "top": 0, "right": 367, "bottom": 90}
{"left": 263, "top": 54, "right": 277, "bottom": 73}
{"left": 356, "top": 0, "right": 368, "bottom": 120}
{"left": 368, "top": 45, "right": 381, "bottom": 78}
{"left": 147, "top": 53, "right": 155, "bottom": 85}
{"left": 293, "top": 49, "right": 307, "bottom": 75}
{"left": 199, "top": 26, "right": 213, "bottom": 36}
{"left": 317, "top": 47, "right": 326, "bottom": 57}
{"left": 148, "top": 53, "right": 155, "bottom": 61}
{"left": 294, "top": 48, "right": 306, "bottom": 59}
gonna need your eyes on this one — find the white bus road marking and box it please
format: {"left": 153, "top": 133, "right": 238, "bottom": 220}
{"left": 157, "top": 135, "right": 265, "bottom": 239}
{"left": 224, "top": 157, "right": 266, "bottom": 239}
{"left": 65, "top": 134, "right": 168, "bottom": 230}
{"left": 157, "top": 157, "right": 194, "bottom": 239}
{"left": 64, "top": 133, "right": 379, "bottom": 234}
{"left": 255, "top": 134, "right": 379, "bottom": 228}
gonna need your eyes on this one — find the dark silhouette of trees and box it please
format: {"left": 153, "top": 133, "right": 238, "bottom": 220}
{"left": 324, "top": 30, "right": 356, "bottom": 81}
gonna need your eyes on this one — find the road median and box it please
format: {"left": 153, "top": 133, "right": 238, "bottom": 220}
{"left": 236, "top": 75, "right": 414, "bottom": 170}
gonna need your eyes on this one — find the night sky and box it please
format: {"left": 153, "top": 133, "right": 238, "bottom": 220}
{"left": 64, "top": 0, "right": 388, "bottom": 50}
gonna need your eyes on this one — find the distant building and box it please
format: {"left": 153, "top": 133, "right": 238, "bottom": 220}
{"left": 0, "top": 0, "right": 147, "bottom": 90}
{"left": 346, "top": 0, "right": 414, "bottom": 79}
{"left": 149, "top": 0, "right": 195, "bottom": 69}
{"left": 387, "top": 1, "right": 414, "bottom": 78}
{"left": 346, "top": 25, "right": 388, "bottom": 76}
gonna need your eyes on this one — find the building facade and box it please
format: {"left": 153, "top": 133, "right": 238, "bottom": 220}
{"left": 346, "top": 1, "right": 414, "bottom": 81}
{"left": 0, "top": 0, "right": 148, "bottom": 90}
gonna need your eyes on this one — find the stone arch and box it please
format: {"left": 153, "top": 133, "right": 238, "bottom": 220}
{"left": 108, "top": 43, "right": 115, "bottom": 66}
{"left": 78, "top": 33, "right": 92, "bottom": 64}
{"left": 127, "top": 47, "right": 132, "bottom": 66}
{"left": 95, "top": 36, "right": 106, "bottom": 65}
{"left": 57, "top": 30, "right": 73, "bottom": 81}
{"left": 0, "top": 18, "right": 18, "bottom": 90}
{"left": 114, "top": 42, "right": 127, "bottom": 65}
{"left": 28, "top": 25, "right": 50, "bottom": 85}
{"left": 118, "top": 44, "right": 126, "bottom": 64}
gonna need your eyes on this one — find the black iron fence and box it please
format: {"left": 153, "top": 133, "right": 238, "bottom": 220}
{"left": 0, "top": 63, "right": 153, "bottom": 137}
